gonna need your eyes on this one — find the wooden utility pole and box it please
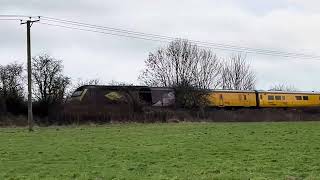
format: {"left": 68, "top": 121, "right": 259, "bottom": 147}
{"left": 21, "top": 18, "right": 39, "bottom": 131}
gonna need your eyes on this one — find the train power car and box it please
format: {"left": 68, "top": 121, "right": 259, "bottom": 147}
{"left": 67, "top": 85, "right": 175, "bottom": 107}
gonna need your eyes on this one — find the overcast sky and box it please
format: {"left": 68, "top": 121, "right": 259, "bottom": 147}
{"left": 1, "top": 0, "right": 320, "bottom": 90}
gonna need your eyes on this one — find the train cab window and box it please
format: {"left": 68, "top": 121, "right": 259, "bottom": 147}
{"left": 275, "top": 96, "right": 281, "bottom": 100}
{"left": 268, "top": 96, "right": 274, "bottom": 100}
{"left": 295, "top": 96, "right": 302, "bottom": 100}
{"left": 72, "top": 90, "right": 83, "bottom": 97}
{"left": 244, "top": 95, "right": 247, "bottom": 100}
{"left": 303, "top": 96, "right": 309, "bottom": 100}
{"left": 282, "top": 96, "right": 285, "bottom": 100}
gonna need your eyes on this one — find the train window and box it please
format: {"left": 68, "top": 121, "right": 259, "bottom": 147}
{"left": 282, "top": 96, "right": 285, "bottom": 100}
{"left": 295, "top": 96, "right": 302, "bottom": 100}
{"left": 244, "top": 95, "right": 247, "bottom": 100}
{"left": 275, "top": 96, "right": 281, "bottom": 100}
{"left": 268, "top": 96, "right": 274, "bottom": 100}
{"left": 139, "top": 89, "right": 152, "bottom": 104}
{"left": 303, "top": 96, "right": 309, "bottom": 100}
{"left": 260, "top": 95, "right": 263, "bottom": 100}
{"left": 219, "top": 94, "right": 223, "bottom": 99}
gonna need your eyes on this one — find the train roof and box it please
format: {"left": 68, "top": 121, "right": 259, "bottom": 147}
{"left": 210, "top": 89, "right": 320, "bottom": 94}
{"left": 75, "top": 85, "right": 147, "bottom": 91}
{"left": 210, "top": 89, "right": 256, "bottom": 93}
{"left": 256, "top": 90, "right": 320, "bottom": 94}
{"left": 75, "top": 85, "right": 174, "bottom": 91}
{"left": 75, "top": 85, "right": 320, "bottom": 95}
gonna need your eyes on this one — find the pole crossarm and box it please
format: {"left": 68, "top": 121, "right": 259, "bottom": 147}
{"left": 20, "top": 16, "right": 40, "bottom": 25}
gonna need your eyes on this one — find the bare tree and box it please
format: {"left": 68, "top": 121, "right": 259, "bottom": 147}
{"left": 0, "top": 62, "right": 25, "bottom": 115}
{"left": 32, "top": 54, "right": 71, "bottom": 107}
{"left": 139, "top": 39, "right": 221, "bottom": 108}
{"left": 139, "top": 39, "right": 221, "bottom": 89}
{"left": 269, "top": 84, "right": 298, "bottom": 91}
{"left": 0, "top": 62, "right": 24, "bottom": 96}
{"left": 221, "top": 54, "right": 256, "bottom": 90}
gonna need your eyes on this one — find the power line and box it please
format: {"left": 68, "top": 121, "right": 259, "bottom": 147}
{"left": 0, "top": 15, "right": 40, "bottom": 22}
{"left": 40, "top": 21, "right": 272, "bottom": 56}
{"left": 0, "top": 15, "right": 38, "bottom": 18}
{"left": 38, "top": 21, "right": 320, "bottom": 60}
{"left": 38, "top": 22, "right": 283, "bottom": 55}
{"left": 41, "top": 16, "right": 174, "bottom": 40}
{"left": 38, "top": 22, "right": 171, "bottom": 43}
{"left": 39, "top": 22, "right": 320, "bottom": 60}
{"left": 0, "top": 18, "right": 23, "bottom": 21}
{"left": 2, "top": 14, "right": 320, "bottom": 60}
{"left": 41, "top": 17, "right": 258, "bottom": 54}
{"left": 40, "top": 16, "right": 320, "bottom": 60}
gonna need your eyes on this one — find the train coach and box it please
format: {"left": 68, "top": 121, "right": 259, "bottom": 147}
{"left": 257, "top": 91, "right": 320, "bottom": 108}
{"left": 207, "top": 90, "right": 320, "bottom": 108}
{"left": 207, "top": 90, "right": 257, "bottom": 107}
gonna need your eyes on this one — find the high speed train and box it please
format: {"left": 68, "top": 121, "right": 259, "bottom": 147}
{"left": 67, "top": 85, "right": 320, "bottom": 108}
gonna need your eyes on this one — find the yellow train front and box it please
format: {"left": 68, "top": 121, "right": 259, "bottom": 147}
{"left": 207, "top": 90, "right": 320, "bottom": 108}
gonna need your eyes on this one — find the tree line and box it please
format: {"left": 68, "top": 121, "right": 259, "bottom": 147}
{"left": 0, "top": 55, "right": 67, "bottom": 120}
{"left": 0, "top": 39, "right": 296, "bottom": 121}
{"left": 0, "top": 54, "right": 102, "bottom": 120}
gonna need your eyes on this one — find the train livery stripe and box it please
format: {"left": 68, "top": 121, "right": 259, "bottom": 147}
{"left": 80, "top": 89, "right": 88, "bottom": 101}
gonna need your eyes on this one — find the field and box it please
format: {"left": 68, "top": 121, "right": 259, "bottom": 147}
{"left": 1, "top": 122, "right": 320, "bottom": 179}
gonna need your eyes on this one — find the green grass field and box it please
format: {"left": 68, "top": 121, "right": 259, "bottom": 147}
{"left": 1, "top": 122, "right": 320, "bottom": 179}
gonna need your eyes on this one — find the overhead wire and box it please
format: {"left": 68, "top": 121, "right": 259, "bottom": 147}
{"left": 2, "top": 15, "right": 320, "bottom": 60}
{"left": 0, "top": 15, "right": 39, "bottom": 22}
{"left": 40, "top": 16, "right": 320, "bottom": 60}
{"left": 39, "top": 22, "right": 320, "bottom": 59}
{"left": 38, "top": 22, "right": 171, "bottom": 43}
{"left": 41, "top": 16, "right": 173, "bottom": 40}
{"left": 0, "top": 18, "right": 23, "bottom": 21}
{"left": 0, "top": 15, "right": 38, "bottom": 18}
{"left": 38, "top": 22, "right": 278, "bottom": 55}
{"left": 41, "top": 17, "right": 259, "bottom": 51}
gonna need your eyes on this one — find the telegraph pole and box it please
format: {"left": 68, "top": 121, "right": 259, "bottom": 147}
{"left": 21, "top": 17, "right": 39, "bottom": 131}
